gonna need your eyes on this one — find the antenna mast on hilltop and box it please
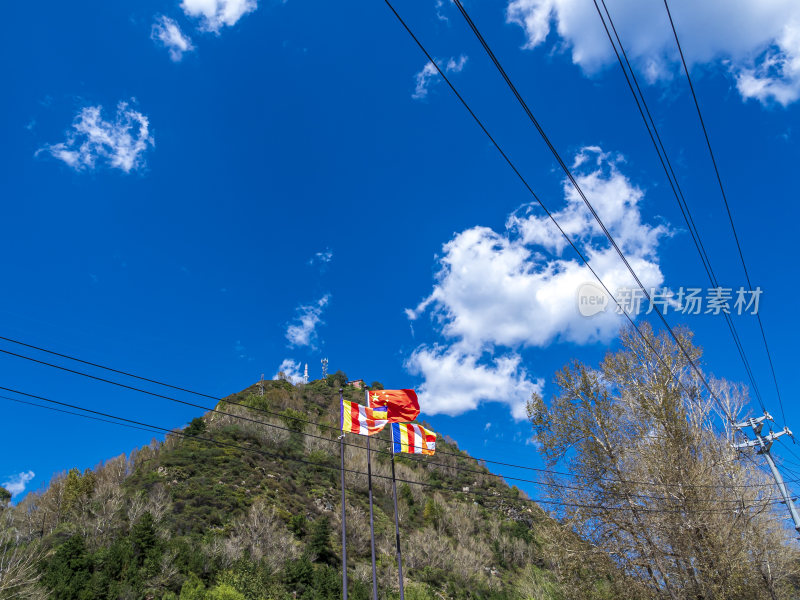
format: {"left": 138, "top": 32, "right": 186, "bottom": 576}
{"left": 303, "top": 363, "right": 308, "bottom": 384}
{"left": 259, "top": 373, "right": 264, "bottom": 396}
{"left": 321, "top": 358, "right": 328, "bottom": 379}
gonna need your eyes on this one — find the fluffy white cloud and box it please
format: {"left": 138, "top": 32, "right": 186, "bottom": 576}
{"left": 39, "top": 102, "right": 154, "bottom": 173}
{"left": 408, "top": 345, "right": 544, "bottom": 419}
{"left": 181, "top": 0, "right": 257, "bottom": 33}
{"left": 286, "top": 294, "right": 330, "bottom": 348}
{"left": 2, "top": 471, "right": 35, "bottom": 498}
{"left": 506, "top": 0, "right": 800, "bottom": 105}
{"left": 736, "top": 22, "right": 800, "bottom": 106}
{"left": 273, "top": 359, "right": 304, "bottom": 384}
{"left": 407, "top": 147, "right": 668, "bottom": 419}
{"left": 410, "top": 148, "right": 667, "bottom": 349}
{"left": 152, "top": 16, "right": 195, "bottom": 62}
{"left": 412, "top": 55, "right": 468, "bottom": 100}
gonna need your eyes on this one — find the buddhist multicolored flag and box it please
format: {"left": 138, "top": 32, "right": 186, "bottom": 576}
{"left": 367, "top": 389, "right": 420, "bottom": 423}
{"left": 391, "top": 422, "right": 436, "bottom": 455}
{"left": 340, "top": 399, "right": 388, "bottom": 436}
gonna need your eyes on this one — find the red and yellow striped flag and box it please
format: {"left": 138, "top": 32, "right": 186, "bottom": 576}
{"left": 391, "top": 422, "right": 436, "bottom": 455}
{"left": 340, "top": 399, "right": 388, "bottom": 436}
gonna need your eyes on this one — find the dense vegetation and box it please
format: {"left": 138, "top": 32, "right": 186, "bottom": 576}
{"left": 1, "top": 374, "right": 568, "bottom": 600}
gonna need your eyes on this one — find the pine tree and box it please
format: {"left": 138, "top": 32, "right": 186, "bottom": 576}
{"left": 306, "top": 516, "right": 335, "bottom": 565}
{"left": 41, "top": 534, "right": 93, "bottom": 600}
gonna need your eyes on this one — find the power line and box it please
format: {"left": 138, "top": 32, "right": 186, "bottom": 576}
{"left": 446, "top": 0, "right": 739, "bottom": 430}
{"left": 378, "top": 0, "right": 736, "bottom": 454}
{"left": 0, "top": 380, "right": 754, "bottom": 499}
{"left": 1, "top": 388, "right": 784, "bottom": 514}
{"left": 777, "top": 437, "right": 800, "bottom": 468}
{"left": 0, "top": 337, "right": 788, "bottom": 491}
{"left": 379, "top": 0, "right": 800, "bottom": 521}
{"left": 662, "top": 0, "right": 787, "bottom": 425}
{"left": 0, "top": 345, "right": 331, "bottom": 434}
{"left": 0, "top": 335, "right": 221, "bottom": 401}
{"left": 590, "top": 0, "right": 767, "bottom": 414}
{"left": 0, "top": 330, "right": 731, "bottom": 455}
{"left": 0, "top": 394, "right": 164, "bottom": 436}
{"left": 1, "top": 362, "right": 791, "bottom": 495}
{"left": 4, "top": 388, "right": 765, "bottom": 504}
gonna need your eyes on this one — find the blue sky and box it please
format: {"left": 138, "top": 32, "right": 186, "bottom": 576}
{"left": 2, "top": 0, "right": 800, "bottom": 502}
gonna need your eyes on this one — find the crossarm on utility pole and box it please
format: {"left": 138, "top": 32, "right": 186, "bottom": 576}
{"left": 735, "top": 413, "right": 800, "bottom": 536}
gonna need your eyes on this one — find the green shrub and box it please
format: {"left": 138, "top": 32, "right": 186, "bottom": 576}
{"left": 281, "top": 408, "right": 306, "bottom": 433}
{"left": 289, "top": 514, "right": 308, "bottom": 538}
{"left": 207, "top": 583, "right": 246, "bottom": 600}
{"left": 179, "top": 574, "right": 207, "bottom": 600}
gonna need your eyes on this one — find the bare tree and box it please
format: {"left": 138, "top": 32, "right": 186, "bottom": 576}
{"left": 528, "top": 324, "right": 800, "bottom": 599}
{"left": 333, "top": 502, "right": 370, "bottom": 557}
{"left": 0, "top": 511, "right": 44, "bottom": 600}
{"left": 218, "top": 499, "right": 298, "bottom": 570}
{"left": 145, "top": 484, "right": 172, "bottom": 526}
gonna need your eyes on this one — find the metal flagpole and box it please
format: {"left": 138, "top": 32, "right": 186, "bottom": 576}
{"left": 364, "top": 388, "right": 379, "bottom": 600}
{"left": 390, "top": 427, "right": 406, "bottom": 600}
{"left": 340, "top": 433, "right": 349, "bottom": 600}
{"left": 367, "top": 435, "right": 379, "bottom": 600}
{"left": 339, "top": 389, "right": 348, "bottom": 600}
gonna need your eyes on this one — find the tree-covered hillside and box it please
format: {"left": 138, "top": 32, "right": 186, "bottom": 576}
{"left": 1, "top": 375, "right": 605, "bottom": 600}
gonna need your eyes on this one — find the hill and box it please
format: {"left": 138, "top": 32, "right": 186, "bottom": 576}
{"left": 0, "top": 375, "right": 616, "bottom": 600}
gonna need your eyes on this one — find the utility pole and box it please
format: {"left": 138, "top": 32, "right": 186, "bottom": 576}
{"left": 734, "top": 412, "right": 800, "bottom": 536}
{"left": 259, "top": 373, "right": 264, "bottom": 396}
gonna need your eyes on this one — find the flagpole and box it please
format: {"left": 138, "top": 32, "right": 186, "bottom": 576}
{"left": 363, "top": 389, "right": 379, "bottom": 600}
{"left": 339, "top": 388, "right": 348, "bottom": 600}
{"left": 340, "top": 433, "right": 348, "bottom": 599}
{"left": 390, "top": 430, "right": 406, "bottom": 600}
{"left": 367, "top": 435, "right": 379, "bottom": 600}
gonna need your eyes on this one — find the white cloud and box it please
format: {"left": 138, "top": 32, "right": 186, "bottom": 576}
{"left": 736, "top": 22, "right": 800, "bottom": 106}
{"left": 181, "top": 0, "right": 257, "bottom": 33}
{"left": 234, "top": 340, "right": 254, "bottom": 361}
{"left": 39, "top": 101, "right": 154, "bottom": 173}
{"left": 412, "top": 55, "right": 469, "bottom": 100}
{"left": 286, "top": 294, "right": 330, "bottom": 348}
{"left": 407, "top": 147, "right": 668, "bottom": 419}
{"left": 409, "top": 148, "right": 667, "bottom": 349}
{"left": 309, "top": 249, "right": 333, "bottom": 265}
{"left": 152, "top": 16, "right": 195, "bottom": 62}
{"left": 506, "top": 0, "right": 800, "bottom": 105}
{"left": 413, "top": 63, "right": 439, "bottom": 100}
{"left": 407, "top": 345, "right": 544, "bottom": 419}
{"left": 273, "top": 359, "right": 304, "bottom": 384}
{"left": 435, "top": 0, "right": 449, "bottom": 23}
{"left": 446, "top": 55, "right": 468, "bottom": 73}
{"left": 2, "top": 471, "right": 34, "bottom": 498}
